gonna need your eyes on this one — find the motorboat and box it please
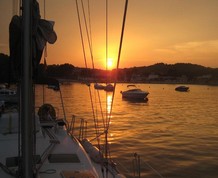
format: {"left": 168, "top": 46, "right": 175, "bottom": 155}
{"left": 175, "top": 85, "right": 189, "bottom": 92}
{"left": 47, "top": 84, "right": 60, "bottom": 91}
{"left": 104, "top": 83, "right": 114, "bottom": 92}
{"left": 121, "top": 85, "right": 149, "bottom": 100}
{"left": 94, "top": 83, "right": 105, "bottom": 90}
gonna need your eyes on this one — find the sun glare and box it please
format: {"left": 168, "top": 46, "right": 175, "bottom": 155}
{"left": 107, "top": 58, "right": 114, "bottom": 70}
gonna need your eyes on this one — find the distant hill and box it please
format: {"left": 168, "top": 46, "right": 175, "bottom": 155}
{"left": 1, "top": 53, "right": 218, "bottom": 85}
{"left": 125, "top": 62, "right": 217, "bottom": 78}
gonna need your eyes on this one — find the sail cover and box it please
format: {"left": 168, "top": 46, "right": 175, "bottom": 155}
{"left": 9, "top": 0, "right": 57, "bottom": 78}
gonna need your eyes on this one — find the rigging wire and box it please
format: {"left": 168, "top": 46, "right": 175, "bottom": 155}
{"left": 105, "top": 1, "right": 109, "bottom": 175}
{"left": 80, "top": 0, "right": 102, "bottom": 137}
{"left": 106, "top": 0, "right": 129, "bottom": 131}
{"left": 107, "top": 0, "right": 129, "bottom": 129}
{"left": 75, "top": 0, "right": 101, "bottom": 141}
{"left": 75, "top": 0, "right": 88, "bottom": 69}
{"left": 87, "top": 0, "right": 93, "bottom": 62}
{"left": 80, "top": 0, "right": 95, "bottom": 69}
{"left": 103, "top": 0, "right": 129, "bottom": 165}
{"left": 86, "top": 0, "right": 106, "bottom": 147}
{"left": 80, "top": 1, "right": 105, "bottom": 137}
{"left": 74, "top": 1, "right": 130, "bottom": 177}
{"left": 74, "top": 3, "right": 106, "bottom": 176}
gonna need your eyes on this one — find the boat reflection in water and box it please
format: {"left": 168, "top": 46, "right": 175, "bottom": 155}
{"left": 122, "top": 97, "right": 148, "bottom": 103}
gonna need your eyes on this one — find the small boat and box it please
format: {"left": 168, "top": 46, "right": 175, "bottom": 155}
{"left": 175, "top": 85, "right": 189, "bottom": 92}
{"left": 47, "top": 84, "right": 60, "bottom": 91}
{"left": 104, "top": 83, "right": 114, "bottom": 92}
{"left": 121, "top": 85, "right": 149, "bottom": 100}
{"left": 94, "top": 83, "right": 105, "bottom": 90}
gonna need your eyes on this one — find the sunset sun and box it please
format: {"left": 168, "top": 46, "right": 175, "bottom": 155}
{"left": 107, "top": 58, "right": 114, "bottom": 70}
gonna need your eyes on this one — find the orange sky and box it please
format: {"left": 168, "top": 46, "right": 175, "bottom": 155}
{"left": 1, "top": 0, "right": 218, "bottom": 69}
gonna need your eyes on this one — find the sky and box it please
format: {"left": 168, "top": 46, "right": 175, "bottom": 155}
{"left": 1, "top": 0, "right": 218, "bottom": 69}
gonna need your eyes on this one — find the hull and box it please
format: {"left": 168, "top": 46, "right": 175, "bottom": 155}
{"left": 175, "top": 86, "right": 189, "bottom": 92}
{"left": 94, "top": 83, "right": 105, "bottom": 90}
{"left": 122, "top": 91, "right": 149, "bottom": 99}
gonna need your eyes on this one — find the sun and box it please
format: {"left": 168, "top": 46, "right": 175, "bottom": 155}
{"left": 107, "top": 58, "right": 114, "bottom": 70}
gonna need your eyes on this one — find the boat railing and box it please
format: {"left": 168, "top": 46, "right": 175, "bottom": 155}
{"left": 68, "top": 115, "right": 87, "bottom": 140}
{"left": 67, "top": 116, "right": 165, "bottom": 178}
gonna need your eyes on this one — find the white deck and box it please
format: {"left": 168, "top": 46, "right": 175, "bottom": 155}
{"left": 0, "top": 111, "right": 124, "bottom": 178}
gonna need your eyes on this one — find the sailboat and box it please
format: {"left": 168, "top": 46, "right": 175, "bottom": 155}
{"left": 0, "top": 0, "right": 128, "bottom": 177}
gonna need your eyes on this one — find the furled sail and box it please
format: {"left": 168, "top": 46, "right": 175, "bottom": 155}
{"left": 9, "top": 0, "right": 57, "bottom": 79}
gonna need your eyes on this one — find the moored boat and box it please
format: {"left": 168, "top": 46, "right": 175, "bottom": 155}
{"left": 104, "top": 83, "right": 114, "bottom": 92}
{"left": 94, "top": 83, "right": 105, "bottom": 90}
{"left": 121, "top": 85, "right": 149, "bottom": 100}
{"left": 175, "top": 85, "right": 189, "bottom": 92}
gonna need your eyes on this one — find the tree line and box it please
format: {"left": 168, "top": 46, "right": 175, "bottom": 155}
{"left": 1, "top": 53, "right": 218, "bottom": 84}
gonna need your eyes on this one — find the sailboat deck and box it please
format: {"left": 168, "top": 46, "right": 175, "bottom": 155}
{"left": 0, "top": 112, "right": 100, "bottom": 178}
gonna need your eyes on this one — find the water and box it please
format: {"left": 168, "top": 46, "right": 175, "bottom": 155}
{"left": 35, "top": 83, "right": 218, "bottom": 178}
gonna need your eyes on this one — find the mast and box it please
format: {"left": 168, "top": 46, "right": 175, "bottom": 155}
{"left": 21, "top": 0, "right": 34, "bottom": 177}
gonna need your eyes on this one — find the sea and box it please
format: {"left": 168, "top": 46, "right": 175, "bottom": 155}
{"left": 35, "top": 83, "right": 218, "bottom": 178}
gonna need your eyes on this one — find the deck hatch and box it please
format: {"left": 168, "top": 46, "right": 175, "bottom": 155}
{"left": 48, "top": 154, "right": 80, "bottom": 163}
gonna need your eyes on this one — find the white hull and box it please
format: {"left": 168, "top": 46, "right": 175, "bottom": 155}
{"left": 121, "top": 86, "right": 149, "bottom": 100}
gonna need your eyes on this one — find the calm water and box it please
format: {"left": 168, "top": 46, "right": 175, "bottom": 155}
{"left": 35, "top": 83, "right": 218, "bottom": 178}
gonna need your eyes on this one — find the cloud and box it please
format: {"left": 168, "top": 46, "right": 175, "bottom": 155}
{"left": 155, "top": 40, "right": 218, "bottom": 54}
{"left": 173, "top": 40, "right": 218, "bottom": 52}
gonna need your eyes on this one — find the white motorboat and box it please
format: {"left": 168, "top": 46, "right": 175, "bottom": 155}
{"left": 121, "top": 85, "right": 149, "bottom": 100}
